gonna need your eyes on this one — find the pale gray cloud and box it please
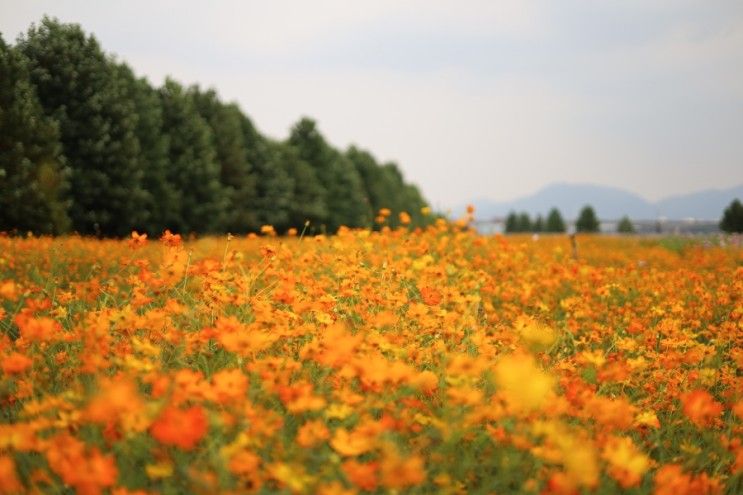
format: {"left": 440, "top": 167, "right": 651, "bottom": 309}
{"left": 1, "top": 0, "right": 741, "bottom": 208}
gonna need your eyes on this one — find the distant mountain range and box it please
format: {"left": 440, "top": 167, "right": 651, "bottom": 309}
{"left": 454, "top": 183, "right": 743, "bottom": 221}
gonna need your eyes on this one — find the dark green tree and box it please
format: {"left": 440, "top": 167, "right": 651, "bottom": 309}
{"left": 273, "top": 143, "right": 327, "bottom": 230}
{"left": 402, "top": 183, "right": 429, "bottom": 227}
{"left": 377, "top": 163, "right": 411, "bottom": 228}
{"left": 347, "top": 146, "right": 387, "bottom": 221}
{"left": 719, "top": 199, "right": 743, "bottom": 233}
{"left": 505, "top": 212, "right": 518, "bottom": 233}
{"left": 158, "top": 79, "right": 227, "bottom": 233}
{"left": 545, "top": 208, "right": 566, "bottom": 233}
{"left": 230, "top": 112, "right": 295, "bottom": 230}
{"left": 533, "top": 215, "right": 544, "bottom": 232}
{"left": 289, "top": 118, "right": 370, "bottom": 232}
{"left": 327, "top": 152, "right": 371, "bottom": 230}
{"left": 190, "top": 87, "right": 258, "bottom": 233}
{"left": 516, "top": 212, "right": 532, "bottom": 233}
{"left": 373, "top": 161, "right": 427, "bottom": 228}
{"left": 17, "top": 17, "right": 147, "bottom": 236}
{"left": 249, "top": 137, "right": 294, "bottom": 230}
{"left": 115, "top": 63, "right": 176, "bottom": 235}
{"left": 0, "top": 35, "right": 70, "bottom": 234}
{"left": 576, "top": 205, "right": 600, "bottom": 233}
{"left": 617, "top": 216, "right": 635, "bottom": 234}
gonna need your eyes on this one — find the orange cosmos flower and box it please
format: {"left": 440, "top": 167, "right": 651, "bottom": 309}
{"left": 0, "top": 281, "right": 17, "bottom": 301}
{"left": 601, "top": 436, "right": 650, "bottom": 488}
{"left": 128, "top": 231, "right": 148, "bottom": 249}
{"left": 228, "top": 450, "right": 261, "bottom": 476}
{"left": 680, "top": 389, "right": 723, "bottom": 427}
{"left": 380, "top": 452, "right": 426, "bottom": 489}
{"left": 85, "top": 376, "right": 146, "bottom": 434}
{"left": 296, "top": 419, "right": 330, "bottom": 448}
{"left": 150, "top": 405, "right": 208, "bottom": 450}
{"left": 330, "top": 428, "right": 375, "bottom": 457}
{"left": 494, "top": 353, "right": 555, "bottom": 413}
{"left": 15, "top": 316, "right": 61, "bottom": 342}
{"left": 210, "top": 368, "right": 248, "bottom": 405}
{"left": 342, "top": 459, "right": 378, "bottom": 491}
{"left": 45, "top": 434, "right": 117, "bottom": 495}
{"left": 411, "top": 370, "right": 438, "bottom": 395}
{"left": 654, "top": 464, "right": 722, "bottom": 495}
{"left": 1, "top": 353, "right": 33, "bottom": 375}
{"left": 399, "top": 211, "right": 411, "bottom": 225}
{"left": 0, "top": 455, "right": 22, "bottom": 494}
{"left": 731, "top": 400, "right": 743, "bottom": 420}
{"left": 159, "top": 229, "right": 182, "bottom": 246}
{"left": 419, "top": 286, "right": 442, "bottom": 306}
{"left": 277, "top": 381, "right": 326, "bottom": 413}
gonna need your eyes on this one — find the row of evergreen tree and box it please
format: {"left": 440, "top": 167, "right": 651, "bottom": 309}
{"left": 504, "top": 206, "right": 636, "bottom": 233}
{"left": 0, "top": 17, "right": 430, "bottom": 237}
{"left": 504, "top": 208, "right": 568, "bottom": 233}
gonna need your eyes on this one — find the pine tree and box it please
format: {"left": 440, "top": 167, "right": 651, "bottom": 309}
{"left": 115, "top": 63, "right": 176, "bottom": 235}
{"left": 248, "top": 135, "right": 294, "bottom": 230}
{"left": 517, "top": 212, "right": 532, "bottom": 232}
{"left": 190, "top": 87, "right": 258, "bottom": 233}
{"left": 719, "top": 199, "right": 743, "bottom": 233}
{"left": 158, "top": 79, "right": 227, "bottom": 233}
{"left": 275, "top": 143, "right": 327, "bottom": 230}
{"left": 576, "top": 205, "right": 600, "bottom": 233}
{"left": 378, "top": 162, "right": 422, "bottom": 228}
{"left": 289, "top": 118, "right": 369, "bottom": 232}
{"left": 347, "top": 146, "right": 385, "bottom": 222}
{"left": 617, "top": 216, "right": 635, "bottom": 234}
{"left": 0, "top": 35, "right": 70, "bottom": 234}
{"left": 402, "top": 183, "right": 429, "bottom": 226}
{"left": 505, "top": 212, "right": 518, "bottom": 233}
{"left": 18, "top": 17, "right": 147, "bottom": 236}
{"left": 545, "top": 208, "right": 566, "bottom": 233}
{"left": 377, "top": 163, "right": 410, "bottom": 227}
{"left": 533, "top": 215, "right": 544, "bottom": 232}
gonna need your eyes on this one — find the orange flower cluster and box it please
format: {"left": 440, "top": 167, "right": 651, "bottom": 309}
{"left": 0, "top": 221, "right": 741, "bottom": 493}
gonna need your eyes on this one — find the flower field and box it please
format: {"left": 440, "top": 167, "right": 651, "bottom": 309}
{"left": 1, "top": 220, "right": 742, "bottom": 494}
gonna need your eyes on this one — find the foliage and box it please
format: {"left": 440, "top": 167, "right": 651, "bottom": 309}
{"left": 249, "top": 136, "right": 294, "bottom": 231}
{"left": 158, "top": 79, "right": 228, "bottom": 234}
{"left": 0, "top": 219, "right": 741, "bottom": 494}
{"left": 617, "top": 216, "right": 635, "bottom": 234}
{"left": 505, "top": 211, "right": 518, "bottom": 233}
{"left": 533, "top": 214, "right": 544, "bottom": 232}
{"left": 720, "top": 198, "right": 743, "bottom": 233}
{"left": 17, "top": 17, "right": 148, "bottom": 236}
{"left": 2, "top": 17, "right": 431, "bottom": 236}
{"left": 0, "top": 35, "right": 69, "bottom": 235}
{"left": 506, "top": 211, "right": 556, "bottom": 234}
{"left": 546, "top": 207, "right": 567, "bottom": 233}
{"left": 348, "top": 147, "right": 428, "bottom": 229}
{"left": 115, "top": 63, "right": 176, "bottom": 235}
{"left": 190, "top": 87, "right": 258, "bottom": 233}
{"left": 517, "top": 212, "right": 532, "bottom": 233}
{"left": 576, "top": 205, "right": 600, "bottom": 233}
{"left": 289, "top": 118, "right": 371, "bottom": 232}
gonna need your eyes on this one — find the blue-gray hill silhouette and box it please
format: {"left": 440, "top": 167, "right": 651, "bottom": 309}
{"left": 458, "top": 183, "right": 743, "bottom": 221}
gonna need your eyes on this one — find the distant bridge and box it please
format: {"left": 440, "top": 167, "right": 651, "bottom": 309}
{"left": 472, "top": 218, "right": 720, "bottom": 235}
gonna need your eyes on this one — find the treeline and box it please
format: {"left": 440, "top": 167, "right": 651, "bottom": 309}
{"left": 0, "top": 17, "right": 430, "bottom": 237}
{"left": 504, "top": 208, "right": 568, "bottom": 233}
{"left": 504, "top": 206, "right": 636, "bottom": 234}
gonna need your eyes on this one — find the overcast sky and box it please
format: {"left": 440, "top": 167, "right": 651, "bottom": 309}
{"left": 2, "top": 1, "right": 742, "bottom": 209}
